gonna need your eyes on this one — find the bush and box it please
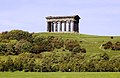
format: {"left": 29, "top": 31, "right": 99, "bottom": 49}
{"left": 82, "top": 52, "right": 110, "bottom": 72}
{"left": 103, "top": 41, "right": 120, "bottom": 51}
{"left": 65, "top": 39, "right": 80, "bottom": 51}
{"left": 109, "top": 55, "right": 120, "bottom": 72}
{"left": 0, "top": 43, "right": 7, "bottom": 55}
{"left": 80, "top": 48, "right": 86, "bottom": 53}
{"left": 32, "top": 36, "right": 54, "bottom": 53}
{"left": 112, "top": 45, "right": 120, "bottom": 50}
{"left": 103, "top": 41, "right": 113, "bottom": 49}
{"left": 0, "top": 59, "right": 5, "bottom": 71}
{"left": 72, "top": 46, "right": 81, "bottom": 53}
{"left": 14, "top": 39, "right": 32, "bottom": 54}
{"left": 4, "top": 57, "right": 14, "bottom": 71}
{"left": 51, "top": 38, "right": 64, "bottom": 49}
{"left": 111, "top": 36, "right": 113, "bottom": 39}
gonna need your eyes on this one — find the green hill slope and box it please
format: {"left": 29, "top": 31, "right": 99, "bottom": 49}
{"left": 33, "top": 32, "right": 120, "bottom": 57}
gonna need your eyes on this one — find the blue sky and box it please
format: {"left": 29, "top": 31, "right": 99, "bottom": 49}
{"left": 0, "top": 0, "right": 120, "bottom": 35}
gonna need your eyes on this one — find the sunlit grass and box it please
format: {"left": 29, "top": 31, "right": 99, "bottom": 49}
{"left": 0, "top": 72, "right": 120, "bottom": 78}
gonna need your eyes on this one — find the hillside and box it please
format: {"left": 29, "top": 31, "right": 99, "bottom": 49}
{"left": 0, "top": 31, "right": 120, "bottom": 72}
{"left": 34, "top": 32, "right": 120, "bottom": 57}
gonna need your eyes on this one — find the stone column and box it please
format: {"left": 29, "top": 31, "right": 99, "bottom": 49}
{"left": 77, "top": 22, "right": 79, "bottom": 33}
{"left": 47, "top": 22, "right": 49, "bottom": 32}
{"left": 72, "top": 21, "right": 75, "bottom": 32}
{"left": 64, "top": 21, "right": 66, "bottom": 32}
{"left": 74, "top": 21, "right": 79, "bottom": 33}
{"left": 74, "top": 21, "right": 77, "bottom": 32}
{"left": 60, "top": 21, "right": 62, "bottom": 32}
{"left": 51, "top": 22, "right": 54, "bottom": 32}
{"left": 55, "top": 22, "right": 58, "bottom": 32}
{"left": 68, "top": 21, "right": 71, "bottom": 32}
{"left": 47, "top": 22, "right": 52, "bottom": 32}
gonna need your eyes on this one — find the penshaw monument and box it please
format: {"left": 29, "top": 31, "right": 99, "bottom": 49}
{"left": 46, "top": 15, "right": 80, "bottom": 33}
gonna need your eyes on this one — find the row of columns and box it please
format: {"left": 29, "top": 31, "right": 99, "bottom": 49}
{"left": 47, "top": 21, "right": 79, "bottom": 33}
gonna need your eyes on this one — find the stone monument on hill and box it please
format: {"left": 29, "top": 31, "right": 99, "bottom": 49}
{"left": 46, "top": 15, "right": 80, "bottom": 33}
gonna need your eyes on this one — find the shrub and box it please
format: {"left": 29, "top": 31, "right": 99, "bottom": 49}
{"left": 115, "top": 42, "right": 120, "bottom": 46}
{"left": 103, "top": 41, "right": 113, "bottom": 49}
{"left": 72, "top": 46, "right": 81, "bottom": 53}
{"left": 65, "top": 39, "right": 80, "bottom": 51}
{"left": 0, "top": 59, "right": 5, "bottom": 71}
{"left": 80, "top": 48, "right": 86, "bottom": 53}
{"left": 51, "top": 38, "right": 64, "bottom": 49}
{"left": 103, "top": 41, "right": 120, "bottom": 51}
{"left": 32, "top": 36, "right": 54, "bottom": 53}
{"left": 109, "top": 55, "right": 120, "bottom": 72}
{"left": 111, "top": 36, "right": 113, "bottom": 39}
{"left": 14, "top": 39, "right": 32, "bottom": 54}
{"left": 112, "top": 45, "right": 120, "bottom": 50}
{"left": 4, "top": 57, "right": 14, "bottom": 71}
{"left": 83, "top": 52, "right": 110, "bottom": 72}
{"left": 10, "top": 30, "right": 32, "bottom": 41}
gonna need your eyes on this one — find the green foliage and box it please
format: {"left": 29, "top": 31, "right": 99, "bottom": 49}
{"left": 103, "top": 41, "right": 120, "bottom": 50}
{"left": 72, "top": 46, "right": 81, "bottom": 53}
{"left": 1, "top": 30, "right": 120, "bottom": 72}
{"left": 4, "top": 57, "right": 14, "bottom": 71}
{"left": 1, "top": 30, "right": 32, "bottom": 41}
{"left": 82, "top": 52, "right": 110, "bottom": 72}
{"left": 0, "top": 30, "right": 87, "bottom": 55}
{"left": 65, "top": 39, "right": 80, "bottom": 51}
{"left": 0, "top": 43, "right": 7, "bottom": 55}
{"left": 80, "top": 48, "right": 86, "bottom": 53}
{"left": 50, "top": 37, "right": 64, "bottom": 49}
{"left": 0, "top": 59, "right": 5, "bottom": 72}
{"left": 0, "top": 52, "right": 120, "bottom": 72}
{"left": 14, "top": 39, "right": 32, "bottom": 54}
{"left": 103, "top": 41, "right": 113, "bottom": 49}
{"left": 109, "top": 55, "right": 120, "bottom": 72}
{"left": 31, "top": 36, "right": 64, "bottom": 53}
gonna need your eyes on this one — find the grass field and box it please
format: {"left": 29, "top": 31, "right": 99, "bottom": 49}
{"left": 0, "top": 72, "right": 120, "bottom": 78}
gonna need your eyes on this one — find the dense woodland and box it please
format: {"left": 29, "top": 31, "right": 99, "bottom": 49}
{"left": 0, "top": 30, "right": 120, "bottom": 72}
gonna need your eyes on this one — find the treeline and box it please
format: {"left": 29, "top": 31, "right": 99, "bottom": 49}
{"left": 0, "top": 52, "right": 120, "bottom": 72}
{"left": 0, "top": 30, "right": 86, "bottom": 55}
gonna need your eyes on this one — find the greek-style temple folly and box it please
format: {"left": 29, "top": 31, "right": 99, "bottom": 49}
{"left": 46, "top": 15, "right": 80, "bottom": 33}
